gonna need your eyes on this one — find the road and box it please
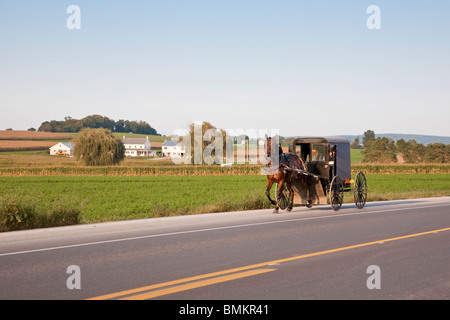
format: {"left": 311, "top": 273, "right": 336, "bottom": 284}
{"left": 0, "top": 197, "right": 449, "bottom": 301}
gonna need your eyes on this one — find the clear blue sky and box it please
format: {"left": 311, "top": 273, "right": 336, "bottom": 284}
{"left": 1, "top": 0, "right": 449, "bottom": 137}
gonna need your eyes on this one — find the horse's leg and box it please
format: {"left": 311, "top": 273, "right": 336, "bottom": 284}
{"left": 307, "top": 185, "right": 312, "bottom": 206}
{"left": 286, "top": 181, "right": 294, "bottom": 212}
{"left": 298, "top": 176, "right": 310, "bottom": 208}
{"left": 274, "top": 176, "right": 285, "bottom": 214}
{"left": 265, "top": 179, "right": 277, "bottom": 206}
{"left": 304, "top": 178, "right": 312, "bottom": 208}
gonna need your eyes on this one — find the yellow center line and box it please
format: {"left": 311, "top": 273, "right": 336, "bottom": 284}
{"left": 87, "top": 265, "right": 275, "bottom": 300}
{"left": 121, "top": 268, "right": 276, "bottom": 300}
{"left": 87, "top": 226, "right": 450, "bottom": 300}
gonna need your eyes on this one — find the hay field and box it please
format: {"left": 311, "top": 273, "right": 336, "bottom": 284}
{"left": 0, "top": 130, "right": 74, "bottom": 152}
{"left": 0, "top": 140, "right": 57, "bottom": 152}
{"left": 0, "top": 130, "right": 73, "bottom": 140}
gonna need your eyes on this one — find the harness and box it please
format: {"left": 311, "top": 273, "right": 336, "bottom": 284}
{"left": 280, "top": 153, "right": 306, "bottom": 181}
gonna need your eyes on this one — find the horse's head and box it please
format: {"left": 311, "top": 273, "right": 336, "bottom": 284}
{"left": 265, "top": 134, "right": 283, "bottom": 158}
{"left": 265, "top": 135, "right": 272, "bottom": 157}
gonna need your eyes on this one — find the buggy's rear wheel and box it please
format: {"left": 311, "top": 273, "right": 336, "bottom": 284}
{"left": 353, "top": 172, "right": 367, "bottom": 209}
{"left": 329, "top": 176, "right": 344, "bottom": 211}
{"left": 275, "top": 183, "right": 290, "bottom": 210}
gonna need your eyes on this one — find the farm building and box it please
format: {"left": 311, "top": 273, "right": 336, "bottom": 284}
{"left": 162, "top": 140, "right": 186, "bottom": 158}
{"left": 123, "top": 136, "right": 156, "bottom": 157}
{"left": 49, "top": 142, "right": 73, "bottom": 156}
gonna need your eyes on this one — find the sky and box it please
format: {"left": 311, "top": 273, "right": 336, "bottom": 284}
{"left": 1, "top": 0, "right": 449, "bottom": 137}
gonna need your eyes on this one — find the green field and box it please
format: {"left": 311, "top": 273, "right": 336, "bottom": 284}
{"left": 0, "top": 176, "right": 270, "bottom": 224}
{"left": 1, "top": 174, "right": 449, "bottom": 228}
{"left": 351, "top": 149, "right": 364, "bottom": 163}
{"left": 0, "top": 148, "right": 449, "bottom": 231}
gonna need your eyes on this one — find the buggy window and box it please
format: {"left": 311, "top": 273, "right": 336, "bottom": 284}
{"left": 311, "top": 144, "right": 326, "bottom": 161}
{"left": 293, "top": 144, "right": 310, "bottom": 162}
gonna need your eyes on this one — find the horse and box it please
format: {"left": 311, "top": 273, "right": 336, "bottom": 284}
{"left": 264, "top": 135, "right": 311, "bottom": 213}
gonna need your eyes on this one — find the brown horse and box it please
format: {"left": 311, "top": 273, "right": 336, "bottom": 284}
{"left": 264, "top": 135, "right": 310, "bottom": 213}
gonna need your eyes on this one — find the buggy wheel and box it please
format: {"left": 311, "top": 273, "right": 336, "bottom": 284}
{"left": 353, "top": 172, "right": 367, "bottom": 209}
{"left": 275, "top": 182, "right": 290, "bottom": 210}
{"left": 329, "top": 176, "right": 344, "bottom": 211}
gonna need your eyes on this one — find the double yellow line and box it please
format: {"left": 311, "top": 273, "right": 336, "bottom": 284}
{"left": 88, "top": 226, "right": 450, "bottom": 300}
{"left": 88, "top": 267, "right": 276, "bottom": 300}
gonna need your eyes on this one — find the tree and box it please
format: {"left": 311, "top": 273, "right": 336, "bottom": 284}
{"left": 395, "top": 139, "right": 450, "bottom": 163}
{"left": 423, "top": 143, "right": 448, "bottom": 163}
{"left": 446, "top": 145, "right": 450, "bottom": 163}
{"left": 63, "top": 117, "right": 83, "bottom": 132}
{"left": 38, "top": 121, "right": 53, "bottom": 132}
{"left": 38, "top": 115, "right": 161, "bottom": 136}
{"left": 187, "top": 121, "right": 227, "bottom": 164}
{"left": 73, "top": 128, "right": 125, "bottom": 166}
{"left": 80, "top": 115, "right": 115, "bottom": 131}
{"left": 362, "top": 130, "right": 375, "bottom": 146}
{"left": 396, "top": 139, "right": 428, "bottom": 163}
{"left": 362, "top": 137, "right": 397, "bottom": 163}
{"left": 120, "top": 120, "right": 159, "bottom": 135}
{"left": 114, "top": 119, "right": 126, "bottom": 132}
{"left": 351, "top": 137, "right": 362, "bottom": 149}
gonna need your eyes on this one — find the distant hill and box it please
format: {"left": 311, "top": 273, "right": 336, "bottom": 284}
{"left": 336, "top": 134, "right": 450, "bottom": 145}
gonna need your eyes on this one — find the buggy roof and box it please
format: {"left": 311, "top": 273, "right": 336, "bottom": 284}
{"left": 291, "top": 137, "right": 350, "bottom": 145}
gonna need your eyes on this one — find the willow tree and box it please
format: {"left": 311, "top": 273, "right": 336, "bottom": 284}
{"left": 73, "top": 128, "right": 125, "bottom": 166}
{"left": 188, "top": 121, "right": 228, "bottom": 165}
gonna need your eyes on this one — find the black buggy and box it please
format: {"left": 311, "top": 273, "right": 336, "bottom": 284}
{"left": 275, "top": 137, "right": 367, "bottom": 211}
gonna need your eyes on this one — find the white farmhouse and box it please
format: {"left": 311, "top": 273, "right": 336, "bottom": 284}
{"left": 123, "top": 136, "right": 155, "bottom": 157}
{"left": 49, "top": 142, "right": 73, "bottom": 156}
{"left": 162, "top": 140, "right": 186, "bottom": 158}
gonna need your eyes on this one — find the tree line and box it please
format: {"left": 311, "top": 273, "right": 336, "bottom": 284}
{"left": 38, "top": 115, "right": 161, "bottom": 136}
{"left": 354, "top": 130, "right": 449, "bottom": 163}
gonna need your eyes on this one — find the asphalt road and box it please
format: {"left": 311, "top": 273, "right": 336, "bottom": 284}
{"left": 1, "top": 197, "right": 449, "bottom": 300}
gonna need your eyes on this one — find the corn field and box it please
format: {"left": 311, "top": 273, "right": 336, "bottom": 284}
{"left": 0, "top": 164, "right": 448, "bottom": 176}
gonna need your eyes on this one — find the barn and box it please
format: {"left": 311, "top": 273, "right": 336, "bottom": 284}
{"left": 49, "top": 142, "right": 73, "bottom": 156}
